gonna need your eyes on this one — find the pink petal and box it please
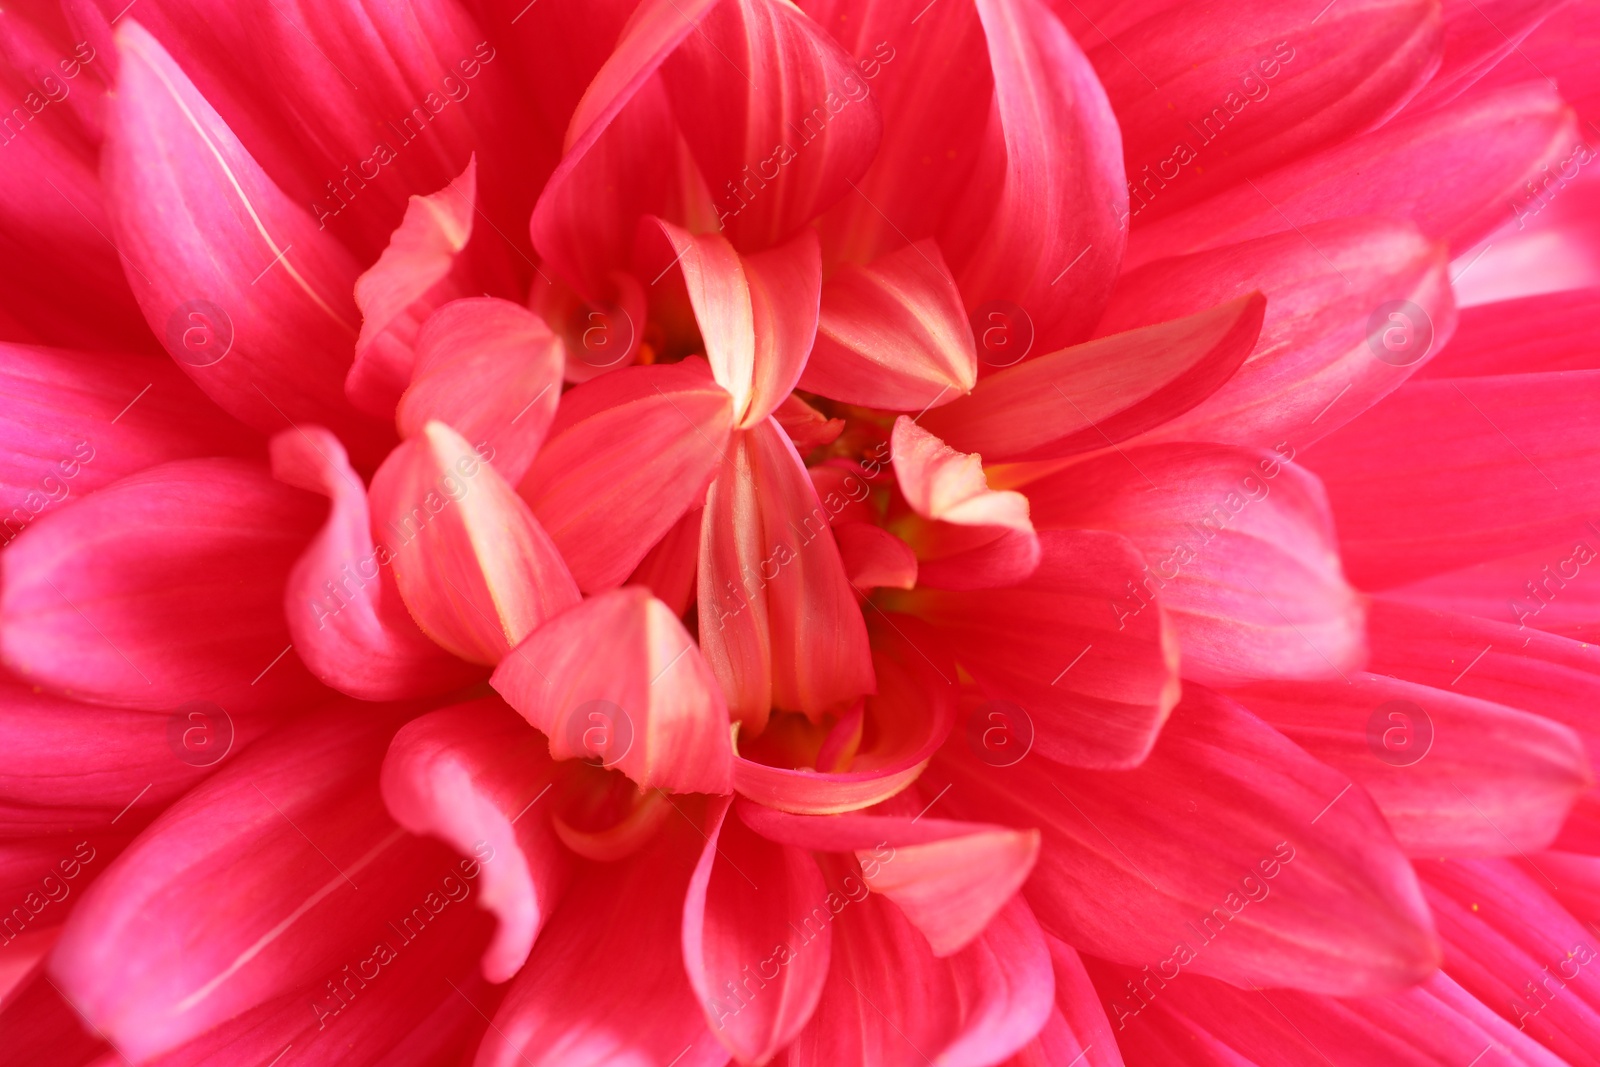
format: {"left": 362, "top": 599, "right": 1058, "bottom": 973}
{"left": 1096, "top": 219, "right": 1457, "bottom": 448}
{"left": 1419, "top": 285, "right": 1600, "bottom": 378}
{"left": 920, "top": 295, "right": 1265, "bottom": 462}
{"left": 628, "top": 505, "right": 703, "bottom": 617}
{"left": 380, "top": 699, "right": 570, "bottom": 984}
{"left": 698, "top": 431, "right": 774, "bottom": 729}
{"left": 933, "top": 687, "right": 1440, "bottom": 995}
{"left": 370, "top": 421, "right": 580, "bottom": 664}
{"left": 1025, "top": 443, "right": 1365, "bottom": 685}
{"left": 476, "top": 804, "right": 728, "bottom": 1067}
{"left": 835, "top": 522, "right": 918, "bottom": 592}
{"left": 1097, "top": 0, "right": 1442, "bottom": 220}
{"left": 347, "top": 159, "right": 479, "bottom": 419}
{"left": 271, "top": 426, "right": 480, "bottom": 701}
{"left": 1003, "top": 935, "right": 1124, "bottom": 1067}
{"left": 397, "top": 298, "right": 565, "bottom": 484}
{"left": 521, "top": 360, "right": 733, "bottom": 594}
{"left": 491, "top": 586, "right": 734, "bottom": 795}
{"left": 1232, "top": 673, "right": 1590, "bottom": 856}
{"left": 773, "top": 393, "right": 845, "bottom": 453}
{"left": 48, "top": 707, "right": 494, "bottom": 1062}
{"left": 787, "top": 892, "right": 1054, "bottom": 1067}
{"left": 0, "top": 458, "right": 327, "bottom": 713}
{"left": 1409, "top": 0, "right": 1569, "bottom": 110}
{"left": 102, "top": 21, "right": 392, "bottom": 465}
{"left": 683, "top": 796, "right": 831, "bottom": 1063}
{"left": 1383, "top": 534, "right": 1600, "bottom": 640}
{"left": 799, "top": 240, "right": 978, "bottom": 411}
{"left": 1127, "top": 81, "right": 1578, "bottom": 269}
{"left": 738, "top": 801, "right": 1040, "bottom": 956}
{"left": 1, "top": 341, "right": 258, "bottom": 544}
{"left": 731, "top": 621, "right": 957, "bottom": 815}
{"left": 1303, "top": 371, "right": 1600, "bottom": 588}
{"left": 887, "top": 530, "right": 1180, "bottom": 770}
{"left": 0, "top": 969, "right": 111, "bottom": 1067}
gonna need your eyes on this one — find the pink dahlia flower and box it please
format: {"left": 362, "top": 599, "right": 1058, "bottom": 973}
{"left": 3, "top": 0, "right": 1600, "bottom": 1063}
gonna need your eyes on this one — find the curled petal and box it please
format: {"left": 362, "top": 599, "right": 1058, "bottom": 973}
{"left": 835, "top": 522, "right": 918, "bottom": 592}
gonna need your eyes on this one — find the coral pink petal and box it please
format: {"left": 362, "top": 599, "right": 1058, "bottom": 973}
{"left": 521, "top": 360, "right": 733, "bottom": 594}
{"left": 887, "top": 530, "right": 1180, "bottom": 770}
{"left": 47, "top": 707, "right": 493, "bottom": 1062}
{"left": 1026, "top": 443, "right": 1365, "bottom": 685}
{"left": 628, "top": 505, "right": 703, "bottom": 617}
{"left": 102, "top": 21, "right": 392, "bottom": 466}
{"left": 1383, "top": 534, "right": 1600, "bottom": 640}
{"left": 1419, "top": 285, "right": 1600, "bottom": 377}
{"left": 773, "top": 393, "right": 845, "bottom": 452}
{"left": 347, "top": 158, "right": 479, "bottom": 419}
{"left": 0, "top": 458, "right": 327, "bottom": 713}
{"left": 491, "top": 586, "right": 734, "bottom": 794}
{"left": 683, "top": 796, "right": 832, "bottom": 1063}
{"left": 835, "top": 522, "right": 918, "bottom": 592}
{"left": 1097, "top": 0, "right": 1442, "bottom": 219}
{"left": 1096, "top": 219, "right": 1457, "bottom": 448}
{"left": 1304, "top": 371, "right": 1600, "bottom": 588}
{"left": 1232, "top": 673, "right": 1591, "bottom": 856}
{"left": 476, "top": 808, "right": 729, "bottom": 1067}
{"left": 921, "top": 295, "right": 1265, "bottom": 462}
{"left": 698, "top": 431, "right": 775, "bottom": 730}
{"left": 939, "top": 0, "right": 1127, "bottom": 353}
{"left": 1409, "top": 0, "right": 1569, "bottom": 110}
{"left": 1, "top": 341, "right": 258, "bottom": 542}
{"left": 1419, "top": 857, "right": 1600, "bottom": 1062}
{"left": 1003, "top": 935, "right": 1125, "bottom": 1067}
{"left": 380, "top": 699, "right": 570, "bottom": 984}
{"left": 271, "top": 426, "right": 481, "bottom": 701}
{"left": 1127, "top": 81, "right": 1578, "bottom": 269}
{"left": 933, "top": 686, "right": 1440, "bottom": 995}
{"left": 800, "top": 239, "right": 978, "bottom": 411}
{"left": 787, "top": 893, "right": 1054, "bottom": 1067}
{"left": 737, "top": 801, "right": 1040, "bottom": 956}
{"left": 731, "top": 621, "right": 956, "bottom": 815}
{"left": 370, "top": 421, "right": 580, "bottom": 665}
{"left": 397, "top": 297, "right": 565, "bottom": 484}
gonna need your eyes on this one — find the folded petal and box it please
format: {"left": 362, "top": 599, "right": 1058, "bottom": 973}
{"left": 933, "top": 687, "right": 1440, "bottom": 995}
{"left": 0, "top": 458, "right": 327, "bottom": 713}
{"left": 491, "top": 586, "right": 733, "bottom": 794}
{"left": 887, "top": 530, "right": 1180, "bottom": 770}
{"left": 397, "top": 298, "right": 565, "bottom": 484}
{"left": 1096, "top": 219, "right": 1456, "bottom": 447}
{"left": 799, "top": 240, "right": 977, "bottom": 411}
{"left": 521, "top": 360, "right": 734, "bottom": 594}
{"left": 380, "top": 698, "right": 570, "bottom": 984}
{"left": 787, "top": 891, "right": 1054, "bottom": 1067}
{"left": 921, "top": 295, "right": 1265, "bottom": 462}
{"left": 271, "top": 426, "right": 480, "bottom": 701}
{"left": 371, "top": 421, "right": 580, "bottom": 664}
{"left": 683, "top": 796, "right": 831, "bottom": 1063}
{"left": 1232, "top": 673, "right": 1591, "bottom": 856}
{"left": 835, "top": 522, "right": 918, "bottom": 592}
{"left": 1304, "top": 371, "right": 1600, "bottom": 588}
{"left": 103, "top": 21, "right": 392, "bottom": 465}
{"left": 1003, "top": 935, "right": 1124, "bottom": 1067}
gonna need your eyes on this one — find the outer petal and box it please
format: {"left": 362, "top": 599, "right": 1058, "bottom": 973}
{"left": 786, "top": 891, "right": 1054, "bottom": 1067}
{"left": 798, "top": 240, "right": 978, "bottom": 412}
{"left": 1303, "top": 371, "right": 1600, "bottom": 588}
{"left": 683, "top": 796, "right": 831, "bottom": 1064}
{"left": 1232, "top": 673, "right": 1591, "bottom": 856}
{"left": 835, "top": 522, "right": 918, "bottom": 592}
{"left": 886, "top": 530, "right": 1180, "bottom": 770}
{"left": 1024, "top": 443, "right": 1365, "bottom": 685}
{"left": 48, "top": 706, "right": 494, "bottom": 1062}
{"left": 370, "top": 421, "right": 580, "bottom": 664}
{"left": 520, "top": 360, "right": 734, "bottom": 594}
{"left": 491, "top": 586, "right": 734, "bottom": 794}
{"left": 1409, "top": 0, "right": 1569, "bottom": 110}
{"left": 380, "top": 699, "right": 570, "bottom": 984}
{"left": 1418, "top": 285, "right": 1600, "bottom": 378}
{"left": 1383, "top": 534, "right": 1600, "bottom": 640}
{"left": 397, "top": 297, "right": 565, "bottom": 484}
{"left": 1096, "top": 219, "right": 1456, "bottom": 448}
{"left": 271, "top": 426, "right": 481, "bottom": 701}
{"left": 1, "top": 342, "right": 258, "bottom": 545}
{"left": 932, "top": 687, "right": 1441, "bottom": 995}
{"left": 102, "top": 21, "right": 391, "bottom": 464}
{"left": 0, "top": 458, "right": 326, "bottom": 713}
{"left": 1003, "top": 935, "right": 1124, "bottom": 1067}
{"left": 920, "top": 295, "right": 1265, "bottom": 463}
